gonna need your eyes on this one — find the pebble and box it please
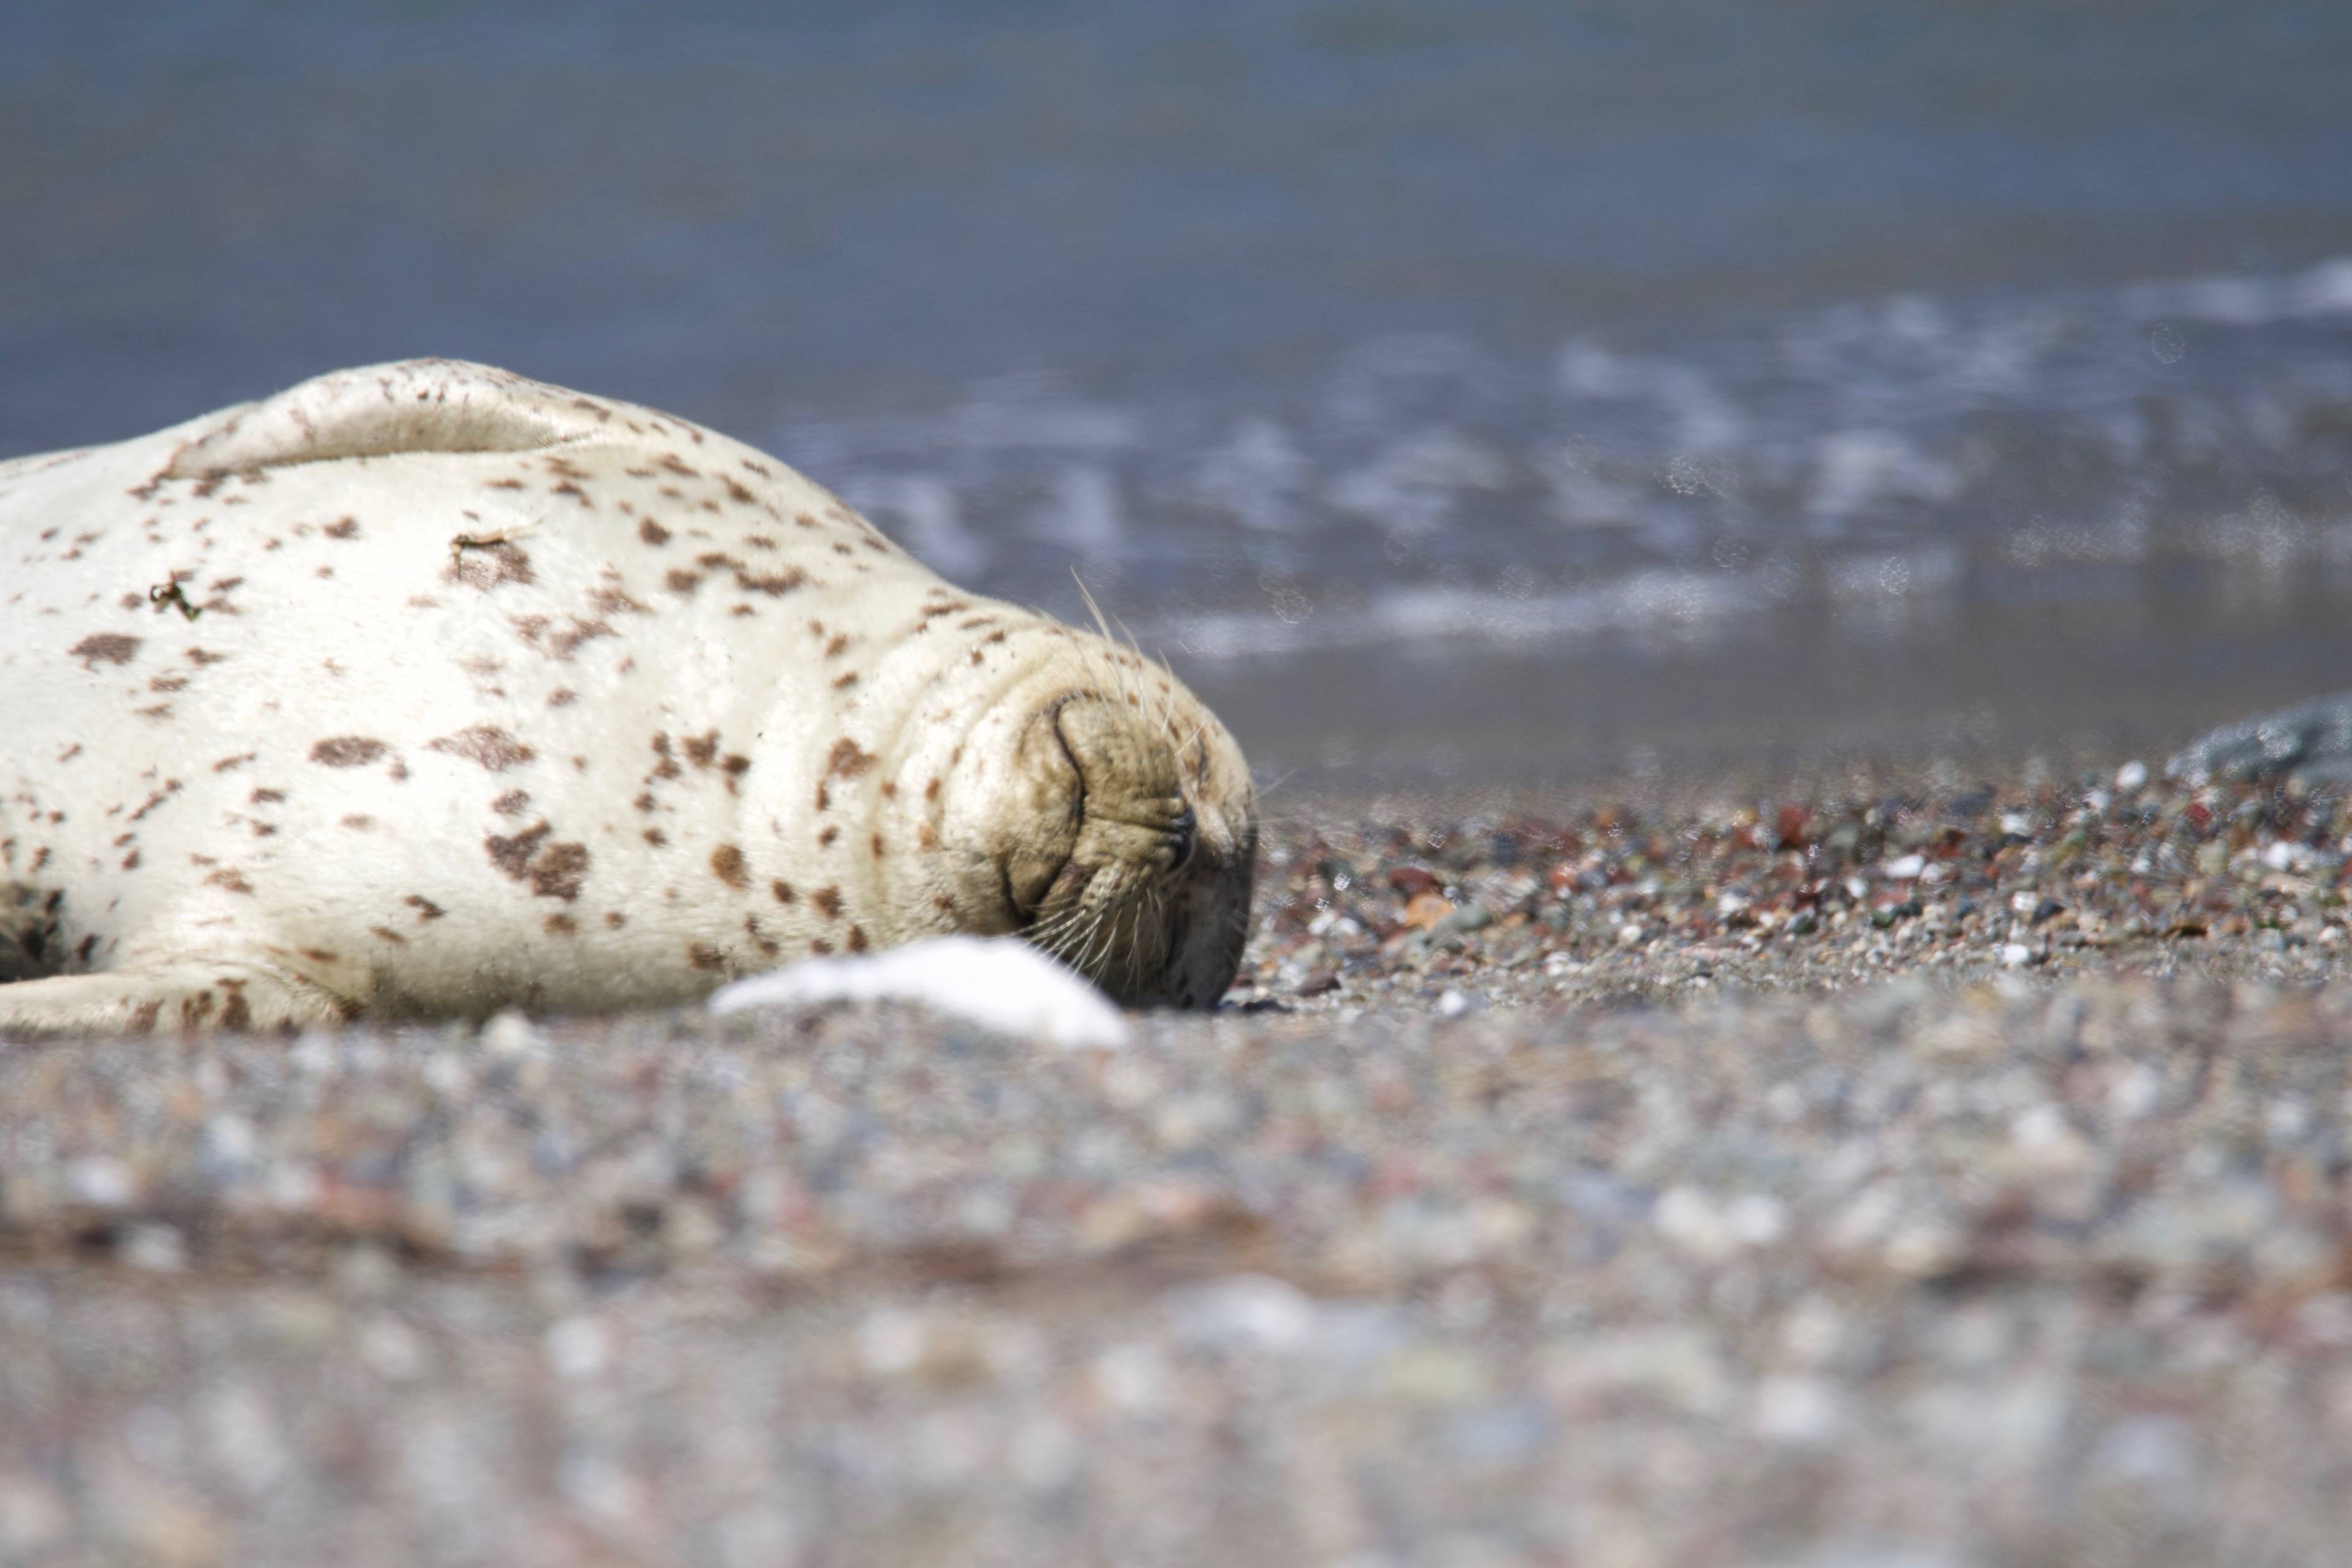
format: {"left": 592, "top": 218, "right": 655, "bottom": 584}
{"left": 4, "top": 763, "right": 2352, "bottom": 1562}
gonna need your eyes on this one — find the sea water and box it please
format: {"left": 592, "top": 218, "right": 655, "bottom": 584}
{"left": 9, "top": 0, "right": 2352, "bottom": 786}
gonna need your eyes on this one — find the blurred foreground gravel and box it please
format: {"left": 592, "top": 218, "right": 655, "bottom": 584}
{"left": 12, "top": 768, "right": 2352, "bottom": 1565}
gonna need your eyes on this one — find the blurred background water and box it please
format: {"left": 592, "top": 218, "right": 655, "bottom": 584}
{"left": 9, "top": 0, "right": 2352, "bottom": 788}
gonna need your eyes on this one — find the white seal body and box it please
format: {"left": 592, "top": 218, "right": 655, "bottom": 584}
{"left": 1, "top": 361, "right": 1253, "bottom": 1034}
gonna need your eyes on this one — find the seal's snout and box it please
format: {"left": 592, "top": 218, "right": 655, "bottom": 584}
{"left": 987, "top": 676, "right": 1254, "bottom": 1009}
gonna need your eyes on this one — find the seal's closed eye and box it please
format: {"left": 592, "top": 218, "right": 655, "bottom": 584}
{"left": 1003, "top": 701, "right": 1087, "bottom": 920}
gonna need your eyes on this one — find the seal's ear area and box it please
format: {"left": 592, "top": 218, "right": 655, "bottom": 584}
{"left": 1001, "top": 699, "right": 1087, "bottom": 918}
{"left": 164, "top": 359, "right": 615, "bottom": 478}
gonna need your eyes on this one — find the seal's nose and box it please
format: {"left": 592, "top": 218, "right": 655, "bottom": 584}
{"left": 1167, "top": 805, "right": 1196, "bottom": 870}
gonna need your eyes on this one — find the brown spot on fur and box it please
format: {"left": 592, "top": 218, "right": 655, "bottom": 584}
{"left": 483, "top": 822, "right": 590, "bottom": 900}
{"left": 688, "top": 941, "right": 726, "bottom": 972}
{"left": 870, "top": 833, "right": 885, "bottom": 858}
{"left": 925, "top": 776, "right": 941, "bottom": 802}
{"left": 550, "top": 481, "right": 591, "bottom": 507}
{"left": 846, "top": 925, "right": 868, "bottom": 953}
{"left": 311, "top": 737, "right": 390, "bottom": 767}
{"left": 745, "top": 915, "right": 781, "bottom": 957}
{"left": 604, "top": 911, "right": 627, "bottom": 929}
{"left": 405, "top": 895, "right": 445, "bottom": 921}
{"left": 809, "top": 938, "right": 834, "bottom": 956}
{"left": 710, "top": 843, "right": 749, "bottom": 888}
{"left": 341, "top": 815, "right": 374, "bottom": 831}
{"left": 682, "top": 732, "right": 721, "bottom": 769}
{"left": 121, "top": 849, "right": 141, "bottom": 870}
{"left": 548, "top": 688, "right": 578, "bottom": 707}
{"left": 823, "top": 634, "right": 852, "bottom": 658}
{"left": 548, "top": 619, "right": 613, "bottom": 660}
{"left": 545, "top": 913, "right": 578, "bottom": 936}
{"left": 251, "top": 788, "right": 285, "bottom": 805}
{"left": 187, "top": 647, "right": 228, "bottom": 665}
{"left": 70, "top": 633, "right": 140, "bottom": 669}
{"left": 818, "top": 826, "right": 839, "bottom": 847}
{"left": 643, "top": 827, "right": 668, "bottom": 846}
{"left": 445, "top": 540, "right": 534, "bottom": 590}
{"left": 735, "top": 568, "right": 807, "bottom": 597}
{"left": 918, "top": 823, "right": 940, "bottom": 850}
{"left": 826, "top": 739, "right": 876, "bottom": 779}
{"left": 427, "top": 725, "right": 535, "bottom": 772}
{"left": 323, "top": 517, "right": 360, "bottom": 539}
{"left": 639, "top": 518, "right": 671, "bottom": 546}
{"left": 492, "top": 790, "right": 531, "bottom": 816}
{"left": 371, "top": 925, "right": 407, "bottom": 945}
{"left": 665, "top": 569, "right": 701, "bottom": 594}
{"left": 590, "top": 588, "right": 647, "bottom": 616}
{"left": 831, "top": 671, "right": 859, "bottom": 690}
{"left": 205, "top": 868, "right": 254, "bottom": 895}
{"left": 219, "top": 982, "right": 252, "bottom": 1031}
{"left": 149, "top": 673, "right": 189, "bottom": 693}
{"left": 771, "top": 880, "right": 795, "bottom": 904}
{"left": 129, "top": 782, "right": 183, "bottom": 822}
{"left": 812, "top": 886, "right": 842, "bottom": 919}
{"left": 648, "top": 734, "right": 682, "bottom": 780}
{"left": 135, "top": 704, "right": 174, "bottom": 722}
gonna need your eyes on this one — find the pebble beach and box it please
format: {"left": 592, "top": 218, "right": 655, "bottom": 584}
{"left": 10, "top": 761, "right": 2352, "bottom": 1564}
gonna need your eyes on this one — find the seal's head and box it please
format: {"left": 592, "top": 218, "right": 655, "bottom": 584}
{"left": 921, "top": 628, "right": 1256, "bottom": 1007}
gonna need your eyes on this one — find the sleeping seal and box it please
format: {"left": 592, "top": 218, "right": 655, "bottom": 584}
{"left": 0, "top": 360, "right": 1254, "bottom": 1036}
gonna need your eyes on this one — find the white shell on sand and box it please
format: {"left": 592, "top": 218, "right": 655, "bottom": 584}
{"left": 707, "top": 934, "right": 1130, "bottom": 1050}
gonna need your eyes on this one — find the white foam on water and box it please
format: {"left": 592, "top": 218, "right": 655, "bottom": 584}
{"left": 1324, "top": 426, "right": 1512, "bottom": 538}
{"left": 707, "top": 935, "right": 1131, "bottom": 1051}
{"left": 754, "top": 254, "right": 2352, "bottom": 673}
{"left": 1159, "top": 569, "right": 1771, "bottom": 660}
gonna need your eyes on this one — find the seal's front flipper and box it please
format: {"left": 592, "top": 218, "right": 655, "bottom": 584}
{"left": 162, "top": 358, "right": 623, "bottom": 477}
{"left": 0, "top": 960, "right": 352, "bottom": 1041}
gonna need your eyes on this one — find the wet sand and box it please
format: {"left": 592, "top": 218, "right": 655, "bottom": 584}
{"left": 7, "top": 763, "right": 2352, "bottom": 1565}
